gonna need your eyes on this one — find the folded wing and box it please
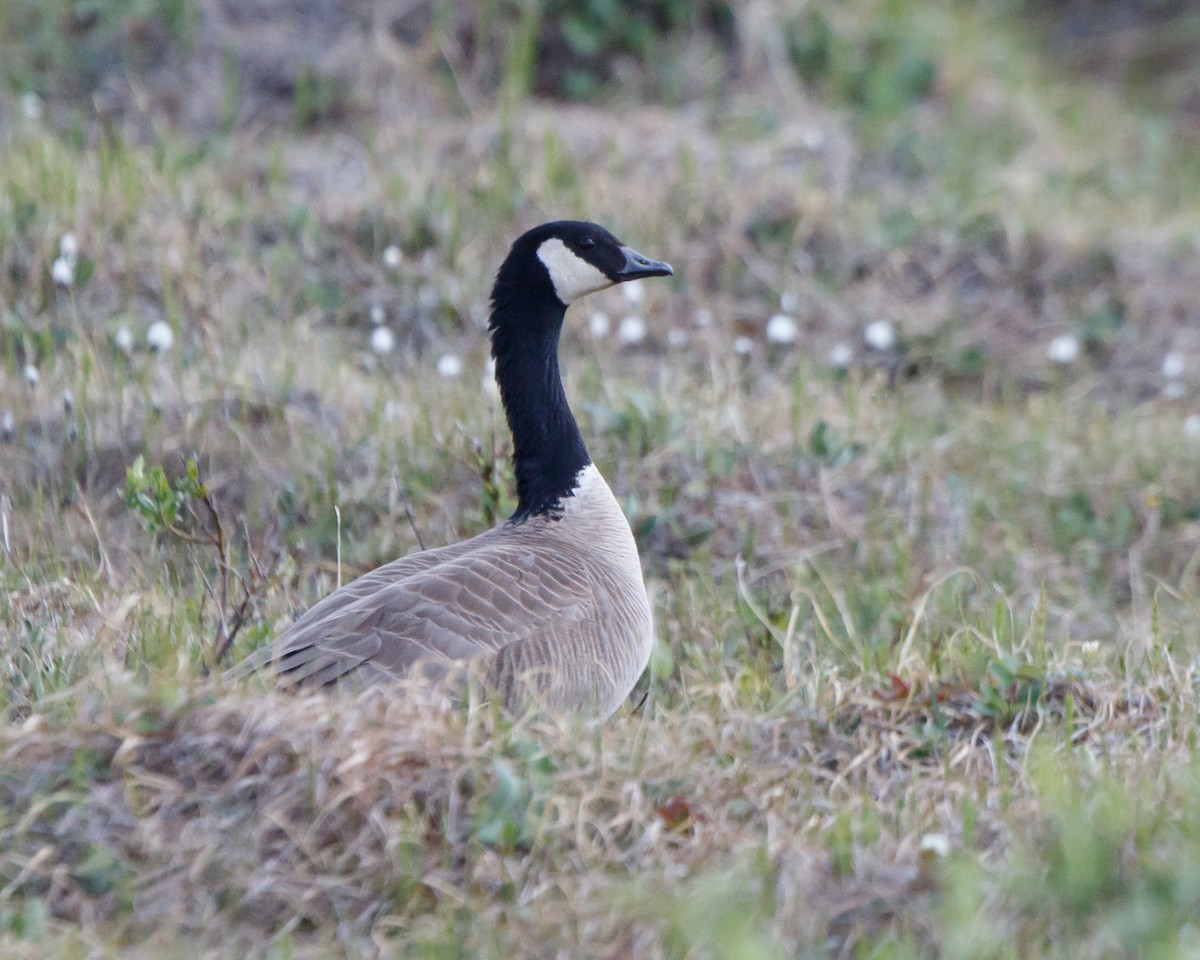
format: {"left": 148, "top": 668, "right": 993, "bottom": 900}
{"left": 235, "top": 529, "right": 601, "bottom": 703}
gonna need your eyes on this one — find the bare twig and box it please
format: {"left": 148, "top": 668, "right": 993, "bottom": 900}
{"left": 155, "top": 470, "right": 287, "bottom": 669}
{"left": 394, "top": 471, "right": 426, "bottom": 551}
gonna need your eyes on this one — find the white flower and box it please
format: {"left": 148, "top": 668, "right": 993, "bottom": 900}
{"left": 23, "top": 364, "right": 39, "bottom": 387}
{"left": 1185, "top": 414, "right": 1200, "bottom": 439}
{"left": 780, "top": 291, "right": 798, "bottom": 314}
{"left": 734, "top": 336, "right": 754, "bottom": 356}
{"left": 828, "top": 342, "right": 854, "bottom": 369}
{"left": 1, "top": 409, "right": 14, "bottom": 440}
{"left": 1163, "top": 351, "right": 1186, "bottom": 380}
{"left": 51, "top": 257, "right": 74, "bottom": 287}
{"left": 617, "top": 315, "right": 647, "bottom": 346}
{"left": 693, "top": 307, "right": 713, "bottom": 328}
{"left": 864, "top": 319, "right": 896, "bottom": 352}
{"left": 622, "top": 280, "right": 645, "bottom": 305}
{"left": 588, "top": 312, "right": 611, "bottom": 339}
{"left": 801, "top": 127, "right": 826, "bottom": 150}
{"left": 382, "top": 245, "right": 402, "bottom": 269}
{"left": 62, "top": 389, "right": 74, "bottom": 413}
{"left": 369, "top": 304, "right": 386, "bottom": 325}
{"left": 437, "top": 354, "right": 462, "bottom": 378}
{"left": 919, "top": 833, "right": 949, "bottom": 858}
{"left": 19, "top": 92, "right": 42, "bottom": 121}
{"left": 146, "top": 321, "right": 174, "bottom": 353}
{"left": 59, "top": 233, "right": 78, "bottom": 265}
{"left": 114, "top": 325, "right": 134, "bottom": 354}
{"left": 1046, "top": 334, "right": 1079, "bottom": 366}
{"left": 766, "top": 313, "right": 799, "bottom": 345}
{"left": 370, "top": 326, "right": 395, "bottom": 355}
{"left": 666, "top": 327, "right": 689, "bottom": 348}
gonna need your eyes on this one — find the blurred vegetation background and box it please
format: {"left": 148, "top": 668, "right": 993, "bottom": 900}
{"left": 3, "top": 0, "right": 1200, "bottom": 113}
{"left": 4, "top": 0, "right": 1200, "bottom": 379}
{"left": 3, "top": 0, "right": 1200, "bottom": 114}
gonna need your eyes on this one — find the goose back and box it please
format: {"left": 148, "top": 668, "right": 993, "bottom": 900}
{"left": 248, "top": 465, "right": 652, "bottom": 718}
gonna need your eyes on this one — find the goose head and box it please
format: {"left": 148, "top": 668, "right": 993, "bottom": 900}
{"left": 493, "top": 220, "right": 673, "bottom": 312}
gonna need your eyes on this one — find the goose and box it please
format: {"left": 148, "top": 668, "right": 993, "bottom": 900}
{"left": 233, "top": 221, "right": 673, "bottom": 718}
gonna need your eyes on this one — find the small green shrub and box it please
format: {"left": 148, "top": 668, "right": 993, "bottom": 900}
{"left": 124, "top": 454, "right": 204, "bottom": 535}
{"left": 784, "top": 6, "right": 937, "bottom": 121}
{"left": 459, "top": 0, "right": 735, "bottom": 102}
{"left": 124, "top": 456, "right": 284, "bottom": 667}
{"left": 541, "top": 0, "right": 734, "bottom": 99}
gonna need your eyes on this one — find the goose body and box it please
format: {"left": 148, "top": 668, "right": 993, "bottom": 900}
{"left": 236, "top": 221, "right": 673, "bottom": 718}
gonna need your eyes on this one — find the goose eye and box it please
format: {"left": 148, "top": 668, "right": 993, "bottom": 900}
{"left": 578, "top": 236, "right": 595, "bottom": 250}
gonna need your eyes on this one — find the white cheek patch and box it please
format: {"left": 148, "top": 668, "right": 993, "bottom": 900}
{"left": 537, "top": 237, "right": 613, "bottom": 304}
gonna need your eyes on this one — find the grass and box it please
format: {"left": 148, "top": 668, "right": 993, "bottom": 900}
{"left": 4, "top": 0, "right": 1200, "bottom": 956}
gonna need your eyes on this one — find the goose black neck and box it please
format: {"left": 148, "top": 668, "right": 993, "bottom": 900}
{"left": 490, "top": 297, "right": 591, "bottom": 523}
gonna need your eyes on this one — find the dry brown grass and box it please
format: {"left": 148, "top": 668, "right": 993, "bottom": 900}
{"left": 0, "top": 660, "right": 1186, "bottom": 958}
